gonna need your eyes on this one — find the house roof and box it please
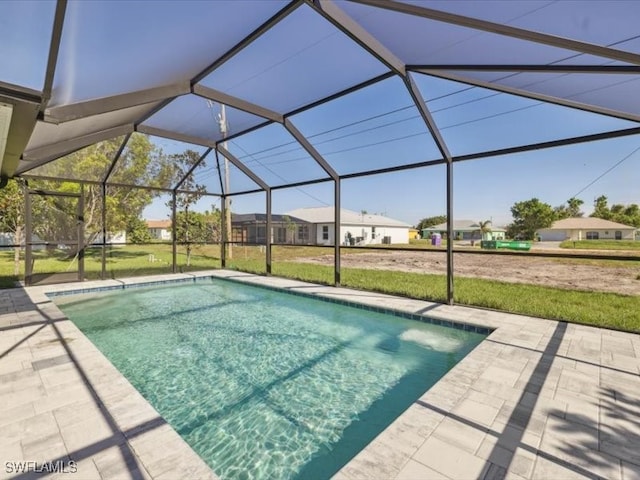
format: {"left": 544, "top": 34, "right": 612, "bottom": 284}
{"left": 542, "top": 217, "right": 636, "bottom": 230}
{"left": 285, "top": 207, "right": 410, "bottom": 227}
{"left": 231, "top": 213, "right": 307, "bottom": 224}
{"left": 423, "top": 220, "right": 506, "bottom": 232}
{"left": 146, "top": 219, "right": 171, "bottom": 229}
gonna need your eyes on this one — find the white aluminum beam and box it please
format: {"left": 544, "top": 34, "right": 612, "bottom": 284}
{"left": 350, "top": 0, "right": 640, "bottom": 66}
{"left": 217, "top": 144, "right": 269, "bottom": 191}
{"left": 42, "top": 0, "right": 67, "bottom": 106}
{"left": 414, "top": 69, "right": 640, "bottom": 124}
{"left": 284, "top": 118, "right": 338, "bottom": 180}
{"left": 313, "top": 0, "right": 404, "bottom": 75}
{"left": 193, "top": 84, "right": 284, "bottom": 123}
{"left": 18, "top": 123, "right": 134, "bottom": 174}
{"left": 135, "top": 125, "right": 216, "bottom": 148}
{"left": 45, "top": 82, "right": 191, "bottom": 123}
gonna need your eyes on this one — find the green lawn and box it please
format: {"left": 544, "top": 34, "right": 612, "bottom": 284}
{"left": 2, "top": 244, "right": 639, "bottom": 332}
{"left": 560, "top": 239, "right": 640, "bottom": 251}
{"left": 0, "top": 244, "right": 222, "bottom": 287}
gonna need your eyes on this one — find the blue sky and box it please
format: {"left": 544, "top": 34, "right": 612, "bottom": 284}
{"left": 2, "top": 0, "right": 639, "bottom": 228}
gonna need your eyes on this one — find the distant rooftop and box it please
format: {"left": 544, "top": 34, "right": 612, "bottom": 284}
{"left": 231, "top": 213, "right": 307, "bottom": 224}
{"left": 424, "top": 220, "right": 506, "bottom": 231}
{"left": 286, "top": 207, "right": 410, "bottom": 227}
{"left": 544, "top": 217, "right": 637, "bottom": 230}
{"left": 146, "top": 219, "right": 171, "bottom": 229}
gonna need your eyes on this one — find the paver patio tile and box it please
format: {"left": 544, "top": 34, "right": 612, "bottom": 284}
{"left": 489, "top": 420, "right": 543, "bottom": 452}
{"left": 621, "top": 460, "right": 640, "bottom": 480}
{"left": 541, "top": 414, "right": 621, "bottom": 480}
{"left": 52, "top": 399, "right": 106, "bottom": 428}
{"left": 339, "top": 447, "right": 402, "bottom": 480}
{"left": 0, "top": 441, "right": 23, "bottom": 468}
{"left": 391, "top": 402, "right": 444, "bottom": 439}
{"left": 494, "top": 403, "right": 548, "bottom": 437}
{"left": 48, "top": 459, "right": 101, "bottom": 480}
{"left": 21, "top": 432, "right": 69, "bottom": 464}
{"left": 531, "top": 455, "right": 602, "bottom": 480}
{"left": 3, "top": 412, "right": 59, "bottom": 446}
{"left": 480, "top": 366, "right": 521, "bottom": 387}
{"left": 431, "top": 417, "right": 488, "bottom": 454}
{"left": 452, "top": 397, "right": 501, "bottom": 427}
{"left": 59, "top": 415, "right": 125, "bottom": 454}
{"left": 92, "top": 445, "right": 150, "bottom": 480}
{"left": 32, "top": 384, "right": 95, "bottom": 414}
{"left": 138, "top": 443, "right": 218, "bottom": 480}
{"left": 603, "top": 353, "right": 640, "bottom": 374}
{"left": 0, "top": 402, "right": 36, "bottom": 428}
{"left": 396, "top": 459, "right": 450, "bottom": 480}
{"left": 413, "top": 436, "right": 489, "bottom": 480}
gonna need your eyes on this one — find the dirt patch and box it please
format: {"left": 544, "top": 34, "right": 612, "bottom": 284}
{"left": 294, "top": 250, "right": 640, "bottom": 295}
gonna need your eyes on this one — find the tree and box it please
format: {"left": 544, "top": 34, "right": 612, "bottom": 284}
{"left": 204, "top": 207, "right": 222, "bottom": 244}
{"left": 591, "top": 195, "right": 611, "bottom": 220}
{"left": 0, "top": 178, "right": 25, "bottom": 275}
{"left": 555, "top": 197, "right": 584, "bottom": 219}
{"left": 175, "top": 211, "right": 207, "bottom": 244}
{"left": 166, "top": 149, "right": 207, "bottom": 266}
{"left": 507, "top": 198, "right": 556, "bottom": 240}
{"left": 282, "top": 215, "right": 296, "bottom": 244}
{"left": 474, "top": 220, "right": 492, "bottom": 241}
{"left": 416, "top": 215, "right": 447, "bottom": 232}
{"left": 26, "top": 135, "right": 174, "bottom": 252}
{"left": 126, "top": 216, "right": 152, "bottom": 244}
{"left": 590, "top": 196, "right": 640, "bottom": 228}
{"left": 617, "top": 203, "right": 640, "bottom": 228}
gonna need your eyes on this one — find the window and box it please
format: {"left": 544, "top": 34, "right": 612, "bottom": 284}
{"left": 273, "top": 227, "right": 286, "bottom": 243}
{"left": 297, "top": 225, "right": 309, "bottom": 242}
{"left": 322, "top": 225, "right": 329, "bottom": 241}
{"left": 586, "top": 231, "right": 599, "bottom": 240}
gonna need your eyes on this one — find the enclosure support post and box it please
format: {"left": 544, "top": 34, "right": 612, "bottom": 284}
{"left": 78, "top": 183, "right": 85, "bottom": 282}
{"left": 101, "top": 183, "right": 106, "bottom": 280}
{"left": 221, "top": 193, "right": 227, "bottom": 269}
{"left": 171, "top": 191, "right": 177, "bottom": 273}
{"left": 446, "top": 160, "right": 454, "bottom": 305}
{"left": 334, "top": 178, "right": 341, "bottom": 287}
{"left": 24, "top": 183, "right": 32, "bottom": 286}
{"left": 266, "top": 188, "right": 272, "bottom": 276}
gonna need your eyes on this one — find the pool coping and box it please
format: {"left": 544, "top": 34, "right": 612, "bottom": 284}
{"left": 1, "top": 270, "right": 639, "bottom": 480}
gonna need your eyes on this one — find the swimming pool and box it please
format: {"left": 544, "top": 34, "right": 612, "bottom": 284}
{"left": 55, "top": 278, "right": 486, "bottom": 480}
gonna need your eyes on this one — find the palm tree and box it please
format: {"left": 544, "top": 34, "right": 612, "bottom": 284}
{"left": 474, "top": 220, "right": 493, "bottom": 242}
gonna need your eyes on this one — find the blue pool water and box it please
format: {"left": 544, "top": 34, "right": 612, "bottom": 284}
{"left": 55, "top": 278, "right": 486, "bottom": 480}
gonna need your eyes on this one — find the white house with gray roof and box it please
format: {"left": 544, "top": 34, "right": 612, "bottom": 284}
{"left": 422, "top": 220, "right": 506, "bottom": 241}
{"left": 286, "top": 207, "right": 411, "bottom": 246}
{"left": 537, "top": 217, "right": 636, "bottom": 241}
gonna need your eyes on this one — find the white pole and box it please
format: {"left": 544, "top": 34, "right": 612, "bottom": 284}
{"left": 219, "top": 104, "right": 232, "bottom": 259}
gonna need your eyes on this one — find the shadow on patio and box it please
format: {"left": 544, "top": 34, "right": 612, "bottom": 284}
{"left": 0, "top": 286, "right": 215, "bottom": 479}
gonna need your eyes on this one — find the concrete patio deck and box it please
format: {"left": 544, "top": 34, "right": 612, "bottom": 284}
{"left": 1, "top": 270, "right": 639, "bottom": 480}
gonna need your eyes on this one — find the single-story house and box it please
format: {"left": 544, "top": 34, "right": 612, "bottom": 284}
{"left": 422, "top": 220, "right": 506, "bottom": 241}
{"left": 0, "top": 232, "right": 46, "bottom": 251}
{"left": 286, "top": 207, "right": 411, "bottom": 246}
{"left": 146, "top": 219, "right": 172, "bottom": 241}
{"left": 92, "top": 231, "right": 127, "bottom": 244}
{"left": 537, "top": 217, "right": 636, "bottom": 241}
{"left": 231, "top": 213, "right": 309, "bottom": 244}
